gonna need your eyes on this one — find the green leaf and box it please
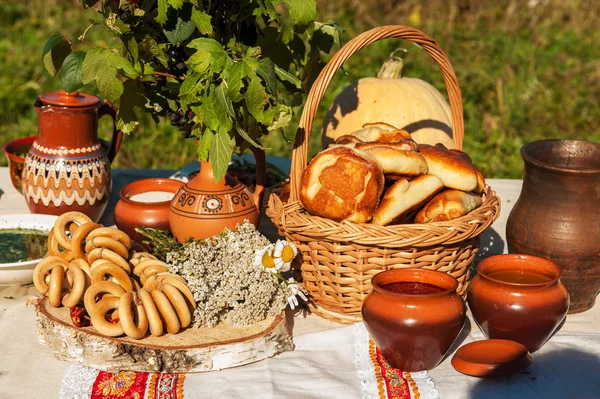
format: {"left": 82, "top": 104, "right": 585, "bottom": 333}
{"left": 122, "top": 33, "right": 139, "bottom": 63}
{"left": 188, "top": 38, "right": 231, "bottom": 73}
{"left": 196, "top": 129, "right": 213, "bottom": 161}
{"left": 117, "top": 80, "right": 146, "bottom": 134}
{"left": 266, "top": 104, "right": 293, "bottom": 131}
{"left": 140, "top": 37, "right": 169, "bottom": 68}
{"left": 164, "top": 17, "right": 196, "bottom": 45}
{"left": 274, "top": 65, "right": 302, "bottom": 89}
{"left": 235, "top": 123, "right": 264, "bottom": 149}
{"left": 59, "top": 51, "right": 85, "bottom": 93}
{"left": 42, "top": 35, "right": 71, "bottom": 77}
{"left": 244, "top": 74, "right": 270, "bottom": 125}
{"left": 157, "top": 0, "right": 168, "bottom": 24}
{"left": 280, "top": 0, "right": 316, "bottom": 26}
{"left": 209, "top": 127, "right": 235, "bottom": 181}
{"left": 81, "top": 48, "right": 124, "bottom": 102}
{"left": 111, "top": 54, "right": 139, "bottom": 77}
{"left": 178, "top": 72, "right": 203, "bottom": 110}
{"left": 215, "top": 82, "right": 235, "bottom": 117}
{"left": 191, "top": 8, "right": 212, "bottom": 35}
{"left": 168, "top": 0, "right": 184, "bottom": 9}
{"left": 257, "top": 58, "right": 278, "bottom": 96}
{"left": 227, "top": 61, "right": 252, "bottom": 102}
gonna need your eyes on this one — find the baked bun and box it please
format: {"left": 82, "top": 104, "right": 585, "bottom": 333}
{"left": 415, "top": 189, "right": 483, "bottom": 223}
{"left": 418, "top": 144, "right": 478, "bottom": 191}
{"left": 355, "top": 139, "right": 419, "bottom": 152}
{"left": 355, "top": 144, "right": 428, "bottom": 177}
{"left": 334, "top": 135, "right": 364, "bottom": 145}
{"left": 351, "top": 122, "right": 411, "bottom": 143}
{"left": 300, "top": 146, "right": 384, "bottom": 223}
{"left": 372, "top": 174, "right": 444, "bottom": 225}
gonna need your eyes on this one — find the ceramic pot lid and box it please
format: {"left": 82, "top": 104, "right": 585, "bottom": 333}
{"left": 38, "top": 90, "right": 100, "bottom": 107}
{"left": 451, "top": 339, "right": 533, "bottom": 377}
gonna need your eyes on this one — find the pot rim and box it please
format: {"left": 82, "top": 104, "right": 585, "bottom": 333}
{"left": 371, "top": 268, "right": 458, "bottom": 297}
{"left": 119, "top": 178, "right": 184, "bottom": 205}
{"left": 521, "top": 139, "right": 600, "bottom": 174}
{"left": 3, "top": 136, "right": 36, "bottom": 162}
{"left": 477, "top": 254, "right": 562, "bottom": 287}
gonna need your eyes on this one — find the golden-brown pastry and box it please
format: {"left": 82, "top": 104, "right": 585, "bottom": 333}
{"left": 372, "top": 174, "right": 444, "bottom": 225}
{"left": 414, "top": 189, "right": 483, "bottom": 223}
{"left": 418, "top": 144, "right": 479, "bottom": 192}
{"left": 300, "top": 146, "right": 385, "bottom": 223}
{"left": 355, "top": 144, "right": 427, "bottom": 177}
{"left": 351, "top": 122, "right": 411, "bottom": 143}
{"left": 334, "top": 135, "right": 364, "bottom": 145}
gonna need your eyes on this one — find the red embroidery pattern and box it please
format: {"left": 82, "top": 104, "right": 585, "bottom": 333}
{"left": 147, "top": 373, "right": 185, "bottom": 399}
{"left": 369, "top": 339, "right": 415, "bottom": 399}
{"left": 91, "top": 370, "right": 148, "bottom": 399}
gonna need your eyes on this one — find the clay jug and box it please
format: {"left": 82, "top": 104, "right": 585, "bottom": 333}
{"left": 169, "top": 148, "right": 266, "bottom": 241}
{"left": 506, "top": 139, "right": 600, "bottom": 313}
{"left": 362, "top": 269, "right": 466, "bottom": 371}
{"left": 22, "top": 90, "right": 122, "bottom": 222}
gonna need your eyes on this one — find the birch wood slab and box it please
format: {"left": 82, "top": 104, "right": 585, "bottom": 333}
{"left": 34, "top": 297, "right": 293, "bottom": 373}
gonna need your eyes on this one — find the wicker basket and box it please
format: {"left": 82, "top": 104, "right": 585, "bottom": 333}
{"left": 266, "top": 25, "right": 501, "bottom": 324}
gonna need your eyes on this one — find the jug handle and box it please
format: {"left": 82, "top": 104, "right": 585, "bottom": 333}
{"left": 249, "top": 146, "right": 266, "bottom": 212}
{"left": 99, "top": 101, "right": 123, "bottom": 163}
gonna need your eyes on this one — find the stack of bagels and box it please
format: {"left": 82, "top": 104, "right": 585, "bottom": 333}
{"left": 299, "top": 122, "right": 485, "bottom": 225}
{"left": 33, "top": 211, "right": 196, "bottom": 339}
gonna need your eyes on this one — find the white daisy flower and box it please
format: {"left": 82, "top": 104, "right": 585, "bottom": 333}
{"left": 287, "top": 278, "right": 308, "bottom": 310}
{"left": 273, "top": 240, "right": 298, "bottom": 272}
{"left": 253, "top": 244, "right": 276, "bottom": 270}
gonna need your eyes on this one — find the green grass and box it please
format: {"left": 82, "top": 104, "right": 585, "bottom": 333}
{"left": 2, "top": 0, "right": 600, "bottom": 179}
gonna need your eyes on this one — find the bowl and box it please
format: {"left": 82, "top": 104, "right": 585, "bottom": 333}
{"left": 0, "top": 214, "right": 57, "bottom": 286}
{"left": 3, "top": 136, "right": 36, "bottom": 194}
{"left": 114, "top": 178, "right": 184, "bottom": 245}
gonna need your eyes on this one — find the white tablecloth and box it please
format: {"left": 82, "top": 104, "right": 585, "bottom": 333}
{"left": 1, "top": 168, "right": 599, "bottom": 399}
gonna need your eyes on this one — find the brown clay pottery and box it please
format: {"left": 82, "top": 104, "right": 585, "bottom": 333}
{"left": 114, "top": 178, "right": 185, "bottom": 245}
{"left": 506, "top": 139, "right": 600, "bottom": 313}
{"left": 169, "top": 148, "right": 266, "bottom": 242}
{"left": 3, "top": 136, "right": 35, "bottom": 194}
{"left": 22, "top": 90, "right": 122, "bottom": 222}
{"left": 468, "top": 254, "right": 569, "bottom": 353}
{"left": 362, "top": 268, "right": 466, "bottom": 371}
{"left": 451, "top": 339, "right": 533, "bottom": 378}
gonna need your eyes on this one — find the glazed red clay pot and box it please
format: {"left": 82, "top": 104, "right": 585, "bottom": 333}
{"left": 506, "top": 139, "right": 600, "bottom": 313}
{"left": 3, "top": 136, "right": 35, "bottom": 194}
{"left": 468, "top": 254, "right": 569, "bottom": 353}
{"left": 362, "top": 269, "right": 466, "bottom": 371}
{"left": 114, "top": 178, "right": 184, "bottom": 245}
{"left": 22, "top": 90, "right": 122, "bottom": 222}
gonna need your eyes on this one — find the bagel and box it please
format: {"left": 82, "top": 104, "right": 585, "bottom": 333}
{"left": 70, "top": 222, "right": 101, "bottom": 259}
{"left": 47, "top": 265, "right": 65, "bottom": 308}
{"left": 87, "top": 248, "right": 131, "bottom": 274}
{"left": 33, "top": 256, "right": 69, "bottom": 294}
{"left": 91, "top": 263, "right": 134, "bottom": 292}
{"left": 85, "top": 237, "right": 130, "bottom": 260}
{"left": 151, "top": 289, "right": 180, "bottom": 334}
{"left": 118, "top": 291, "right": 149, "bottom": 339}
{"left": 143, "top": 273, "right": 186, "bottom": 292}
{"left": 84, "top": 281, "right": 126, "bottom": 316}
{"left": 53, "top": 212, "right": 93, "bottom": 250}
{"left": 139, "top": 265, "right": 170, "bottom": 285}
{"left": 133, "top": 259, "right": 169, "bottom": 277}
{"left": 159, "top": 278, "right": 196, "bottom": 310}
{"left": 68, "top": 258, "right": 91, "bottom": 277}
{"left": 138, "top": 288, "right": 164, "bottom": 336}
{"left": 48, "top": 228, "right": 74, "bottom": 261}
{"left": 161, "top": 284, "right": 192, "bottom": 328}
{"left": 62, "top": 267, "right": 87, "bottom": 308}
{"left": 90, "top": 296, "right": 124, "bottom": 337}
{"left": 87, "top": 227, "right": 132, "bottom": 249}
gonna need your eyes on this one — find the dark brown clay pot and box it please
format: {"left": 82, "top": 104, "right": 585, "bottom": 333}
{"left": 114, "top": 178, "right": 185, "bottom": 245}
{"left": 3, "top": 136, "right": 35, "bottom": 194}
{"left": 22, "top": 90, "right": 122, "bottom": 222}
{"left": 468, "top": 254, "right": 569, "bottom": 353}
{"left": 362, "top": 269, "right": 466, "bottom": 371}
{"left": 506, "top": 139, "right": 600, "bottom": 313}
{"left": 169, "top": 148, "right": 266, "bottom": 242}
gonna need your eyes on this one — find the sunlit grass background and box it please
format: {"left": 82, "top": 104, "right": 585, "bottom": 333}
{"left": 1, "top": 0, "right": 599, "bottom": 178}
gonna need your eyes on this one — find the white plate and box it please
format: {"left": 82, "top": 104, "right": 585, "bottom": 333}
{"left": 0, "top": 214, "right": 58, "bottom": 286}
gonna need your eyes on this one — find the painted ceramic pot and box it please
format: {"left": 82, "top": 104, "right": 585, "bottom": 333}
{"left": 22, "top": 90, "right": 122, "bottom": 222}
{"left": 169, "top": 148, "right": 266, "bottom": 242}
{"left": 362, "top": 269, "right": 466, "bottom": 371}
{"left": 468, "top": 254, "right": 569, "bottom": 353}
{"left": 3, "top": 136, "right": 35, "bottom": 194}
{"left": 114, "top": 178, "right": 185, "bottom": 245}
{"left": 506, "top": 139, "right": 600, "bottom": 313}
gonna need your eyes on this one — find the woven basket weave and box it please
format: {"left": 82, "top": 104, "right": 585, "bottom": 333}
{"left": 266, "top": 25, "right": 501, "bottom": 324}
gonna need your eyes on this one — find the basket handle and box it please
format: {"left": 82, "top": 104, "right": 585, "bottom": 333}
{"left": 289, "top": 25, "right": 464, "bottom": 202}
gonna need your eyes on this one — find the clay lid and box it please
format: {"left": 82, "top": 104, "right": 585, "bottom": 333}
{"left": 451, "top": 339, "right": 533, "bottom": 377}
{"left": 38, "top": 90, "right": 100, "bottom": 107}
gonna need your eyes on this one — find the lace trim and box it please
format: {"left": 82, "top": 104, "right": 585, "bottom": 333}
{"left": 59, "top": 364, "right": 98, "bottom": 399}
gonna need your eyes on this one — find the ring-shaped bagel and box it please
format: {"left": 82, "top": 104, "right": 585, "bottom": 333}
{"left": 118, "top": 291, "right": 149, "bottom": 339}
{"left": 161, "top": 284, "right": 192, "bottom": 328}
{"left": 62, "top": 267, "right": 87, "bottom": 308}
{"left": 34, "top": 256, "right": 69, "bottom": 294}
{"left": 142, "top": 272, "right": 184, "bottom": 291}
{"left": 85, "top": 237, "right": 130, "bottom": 260}
{"left": 151, "top": 289, "right": 180, "bottom": 334}
{"left": 87, "top": 227, "right": 132, "bottom": 249}
{"left": 138, "top": 288, "right": 163, "bottom": 336}
{"left": 130, "top": 252, "right": 158, "bottom": 267}
{"left": 70, "top": 222, "right": 101, "bottom": 259}
{"left": 91, "top": 263, "right": 134, "bottom": 292}
{"left": 87, "top": 248, "right": 131, "bottom": 274}
{"left": 133, "top": 259, "right": 169, "bottom": 277}
{"left": 90, "top": 296, "right": 124, "bottom": 337}
{"left": 54, "top": 212, "right": 93, "bottom": 250}
{"left": 159, "top": 279, "right": 196, "bottom": 310}
{"left": 48, "top": 228, "right": 75, "bottom": 261}
{"left": 47, "top": 265, "right": 65, "bottom": 308}
{"left": 139, "top": 265, "right": 170, "bottom": 285}
{"left": 84, "top": 281, "right": 126, "bottom": 316}
{"left": 69, "top": 258, "right": 91, "bottom": 277}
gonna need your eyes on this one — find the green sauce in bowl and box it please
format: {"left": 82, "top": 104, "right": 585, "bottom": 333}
{"left": 0, "top": 228, "right": 48, "bottom": 263}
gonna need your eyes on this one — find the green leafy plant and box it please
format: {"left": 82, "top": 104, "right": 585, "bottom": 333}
{"left": 42, "top": 0, "right": 341, "bottom": 180}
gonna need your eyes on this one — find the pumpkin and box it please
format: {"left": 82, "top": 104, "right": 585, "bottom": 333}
{"left": 321, "top": 56, "right": 455, "bottom": 149}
